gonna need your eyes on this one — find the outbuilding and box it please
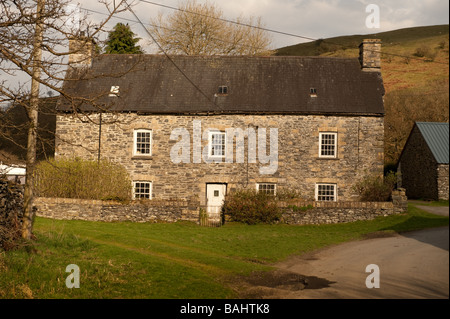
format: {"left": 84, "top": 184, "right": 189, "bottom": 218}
{"left": 398, "top": 122, "right": 449, "bottom": 201}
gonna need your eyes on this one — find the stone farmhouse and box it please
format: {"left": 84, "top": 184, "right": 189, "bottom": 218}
{"left": 55, "top": 38, "right": 385, "bottom": 214}
{"left": 398, "top": 122, "right": 449, "bottom": 201}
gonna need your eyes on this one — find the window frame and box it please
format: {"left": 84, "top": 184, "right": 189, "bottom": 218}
{"left": 218, "top": 86, "right": 229, "bottom": 95}
{"left": 315, "top": 183, "right": 337, "bottom": 202}
{"left": 133, "top": 129, "right": 153, "bottom": 157}
{"left": 256, "top": 183, "right": 277, "bottom": 196}
{"left": 133, "top": 181, "right": 152, "bottom": 200}
{"left": 208, "top": 131, "right": 227, "bottom": 159}
{"left": 319, "top": 132, "right": 338, "bottom": 159}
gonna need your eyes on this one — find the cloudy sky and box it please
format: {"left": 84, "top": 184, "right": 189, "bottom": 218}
{"left": 79, "top": 0, "right": 450, "bottom": 50}
{"left": 1, "top": 0, "right": 448, "bottom": 100}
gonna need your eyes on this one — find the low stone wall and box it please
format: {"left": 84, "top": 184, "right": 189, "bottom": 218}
{"left": 34, "top": 197, "right": 199, "bottom": 223}
{"left": 34, "top": 190, "right": 408, "bottom": 225}
{"left": 280, "top": 189, "right": 408, "bottom": 225}
{"left": 280, "top": 201, "right": 398, "bottom": 225}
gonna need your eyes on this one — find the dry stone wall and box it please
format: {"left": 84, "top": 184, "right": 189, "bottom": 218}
{"left": 34, "top": 197, "right": 199, "bottom": 223}
{"left": 34, "top": 190, "right": 408, "bottom": 225}
{"left": 0, "top": 177, "right": 24, "bottom": 250}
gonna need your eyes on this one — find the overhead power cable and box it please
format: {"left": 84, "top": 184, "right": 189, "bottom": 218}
{"left": 82, "top": 2, "right": 449, "bottom": 65}
{"left": 137, "top": 0, "right": 317, "bottom": 42}
{"left": 136, "top": 0, "right": 449, "bottom": 65}
{"left": 123, "top": 1, "right": 217, "bottom": 107}
{"left": 81, "top": 6, "right": 270, "bottom": 53}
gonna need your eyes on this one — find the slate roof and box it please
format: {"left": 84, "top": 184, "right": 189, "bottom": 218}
{"left": 57, "top": 55, "right": 385, "bottom": 115}
{"left": 416, "top": 122, "right": 449, "bottom": 164}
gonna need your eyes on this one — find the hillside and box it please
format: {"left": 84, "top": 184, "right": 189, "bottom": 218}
{"left": 277, "top": 25, "right": 449, "bottom": 92}
{"left": 277, "top": 25, "right": 449, "bottom": 165}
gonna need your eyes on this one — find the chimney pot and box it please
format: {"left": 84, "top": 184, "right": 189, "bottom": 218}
{"left": 359, "top": 39, "right": 382, "bottom": 72}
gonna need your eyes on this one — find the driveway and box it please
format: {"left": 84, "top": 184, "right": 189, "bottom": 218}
{"left": 238, "top": 204, "right": 449, "bottom": 299}
{"left": 409, "top": 200, "right": 449, "bottom": 217}
{"left": 275, "top": 226, "right": 449, "bottom": 299}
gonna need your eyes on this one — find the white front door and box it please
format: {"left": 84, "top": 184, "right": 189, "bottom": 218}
{"left": 206, "top": 184, "right": 227, "bottom": 219}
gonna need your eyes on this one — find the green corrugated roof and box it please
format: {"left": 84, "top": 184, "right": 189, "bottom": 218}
{"left": 416, "top": 122, "right": 449, "bottom": 164}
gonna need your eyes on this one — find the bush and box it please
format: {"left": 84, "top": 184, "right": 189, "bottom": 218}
{"left": 353, "top": 172, "right": 398, "bottom": 202}
{"left": 222, "top": 190, "right": 281, "bottom": 225}
{"left": 413, "top": 45, "right": 437, "bottom": 61}
{"left": 35, "top": 158, "right": 132, "bottom": 201}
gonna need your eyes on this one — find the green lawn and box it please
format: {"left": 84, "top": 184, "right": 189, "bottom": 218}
{"left": 0, "top": 204, "right": 448, "bottom": 299}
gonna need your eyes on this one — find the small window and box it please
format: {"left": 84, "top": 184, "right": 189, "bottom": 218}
{"left": 316, "top": 184, "right": 337, "bottom": 202}
{"left": 257, "top": 183, "right": 277, "bottom": 196}
{"left": 319, "top": 132, "right": 337, "bottom": 158}
{"left": 209, "top": 132, "right": 226, "bottom": 158}
{"left": 133, "top": 129, "right": 152, "bottom": 156}
{"left": 133, "top": 181, "right": 152, "bottom": 200}
{"left": 310, "top": 88, "right": 317, "bottom": 97}
{"left": 218, "top": 86, "right": 228, "bottom": 95}
{"left": 109, "top": 86, "right": 120, "bottom": 97}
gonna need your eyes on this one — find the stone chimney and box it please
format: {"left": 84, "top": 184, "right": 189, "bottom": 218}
{"left": 359, "top": 39, "right": 382, "bottom": 72}
{"left": 68, "top": 32, "right": 94, "bottom": 68}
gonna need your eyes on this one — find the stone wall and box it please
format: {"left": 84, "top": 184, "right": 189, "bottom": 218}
{"left": 34, "top": 197, "right": 199, "bottom": 223}
{"left": 438, "top": 164, "right": 449, "bottom": 201}
{"left": 280, "top": 190, "right": 407, "bottom": 225}
{"left": 0, "top": 177, "right": 24, "bottom": 250}
{"left": 34, "top": 190, "right": 408, "bottom": 225}
{"left": 55, "top": 113, "right": 384, "bottom": 203}
{"left": 398, "top": 125, "right": 439, "bottom": 200}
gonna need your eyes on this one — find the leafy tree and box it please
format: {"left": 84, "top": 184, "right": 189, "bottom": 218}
{"left": 104, "top": 23, "right": 144, "bottom": 54}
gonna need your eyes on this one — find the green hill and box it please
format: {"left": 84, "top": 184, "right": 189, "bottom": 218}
{"left": 277, "top": 25, "right": 449, "bottom": 166}
{"left": 276, "top": 25, "right": 449, "bottom": 58}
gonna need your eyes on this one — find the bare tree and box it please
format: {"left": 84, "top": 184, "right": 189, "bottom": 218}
{"left": 147, "top": 0, "right": 273, "bottom": 56}
{"left": 0, "top": 0, "right": 131, "bottom": 239}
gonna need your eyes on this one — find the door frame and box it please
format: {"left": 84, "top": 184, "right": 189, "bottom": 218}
{"left": 206, "top": 183, "right": 227, "bottom": 215}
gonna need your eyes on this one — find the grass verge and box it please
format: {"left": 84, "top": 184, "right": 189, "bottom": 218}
{"left": 0, "top": 203, "right": 448, "bottom": 299}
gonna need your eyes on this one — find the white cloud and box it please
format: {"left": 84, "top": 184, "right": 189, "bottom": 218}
{"left": 76, "top": 0, "right": 448, "bottom": 49}
{"left": 2, "top": 0, "right": 448, "bottom": 95}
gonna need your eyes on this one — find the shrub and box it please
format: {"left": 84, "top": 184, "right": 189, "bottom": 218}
{"left": 353, "top": 172, "right": 398, "bottom": 202}
{"left": 274, "top": 188, "right": 304, "bottom": 201}
{"left": 222, "top": 190, "right": 281, "bottom": 225}
{"left": 35, "top": 158, "right": 132, "bottom": 201}
{"left": 414, "top": 46, "right": 430, "bottom": 58}
{"left": 413, "top": 45, "right": 437, "bottom": 61}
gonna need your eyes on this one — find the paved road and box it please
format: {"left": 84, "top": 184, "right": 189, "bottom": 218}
{"left": 413, "top": 204, "right": 449, "bottom": 217}
{"left": 277, "top": 226, "right": 449, "bottom": 299}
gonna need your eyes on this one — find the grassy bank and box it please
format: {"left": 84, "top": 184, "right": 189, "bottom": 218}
{"left": 0, "top": 204, "right": 448, "bottom": 299}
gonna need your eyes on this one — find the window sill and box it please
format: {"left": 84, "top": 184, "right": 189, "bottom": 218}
{"left": 316, "top": 157, "right": 340, "bottom": 161}
{"left": 132, "top": 156, "right": 153, "bottom": 160}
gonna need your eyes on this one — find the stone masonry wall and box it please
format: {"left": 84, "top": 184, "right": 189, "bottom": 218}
{"left": 34, "top": 189, "right": 408, "bottom": 225}
{"left": 399, "top": 126, "right": 438, "bottom": 200}
{"left": 55, "top": 113, "right": 384, "bottom": 204}
{"left": 437, "top": 164, "right": 449, "bottom": 201}
{"left": 281, "top": 202, "right": 398, "bottom": 225}
{"left": 34, "top": 197, "right": 199, "bottom": 223}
